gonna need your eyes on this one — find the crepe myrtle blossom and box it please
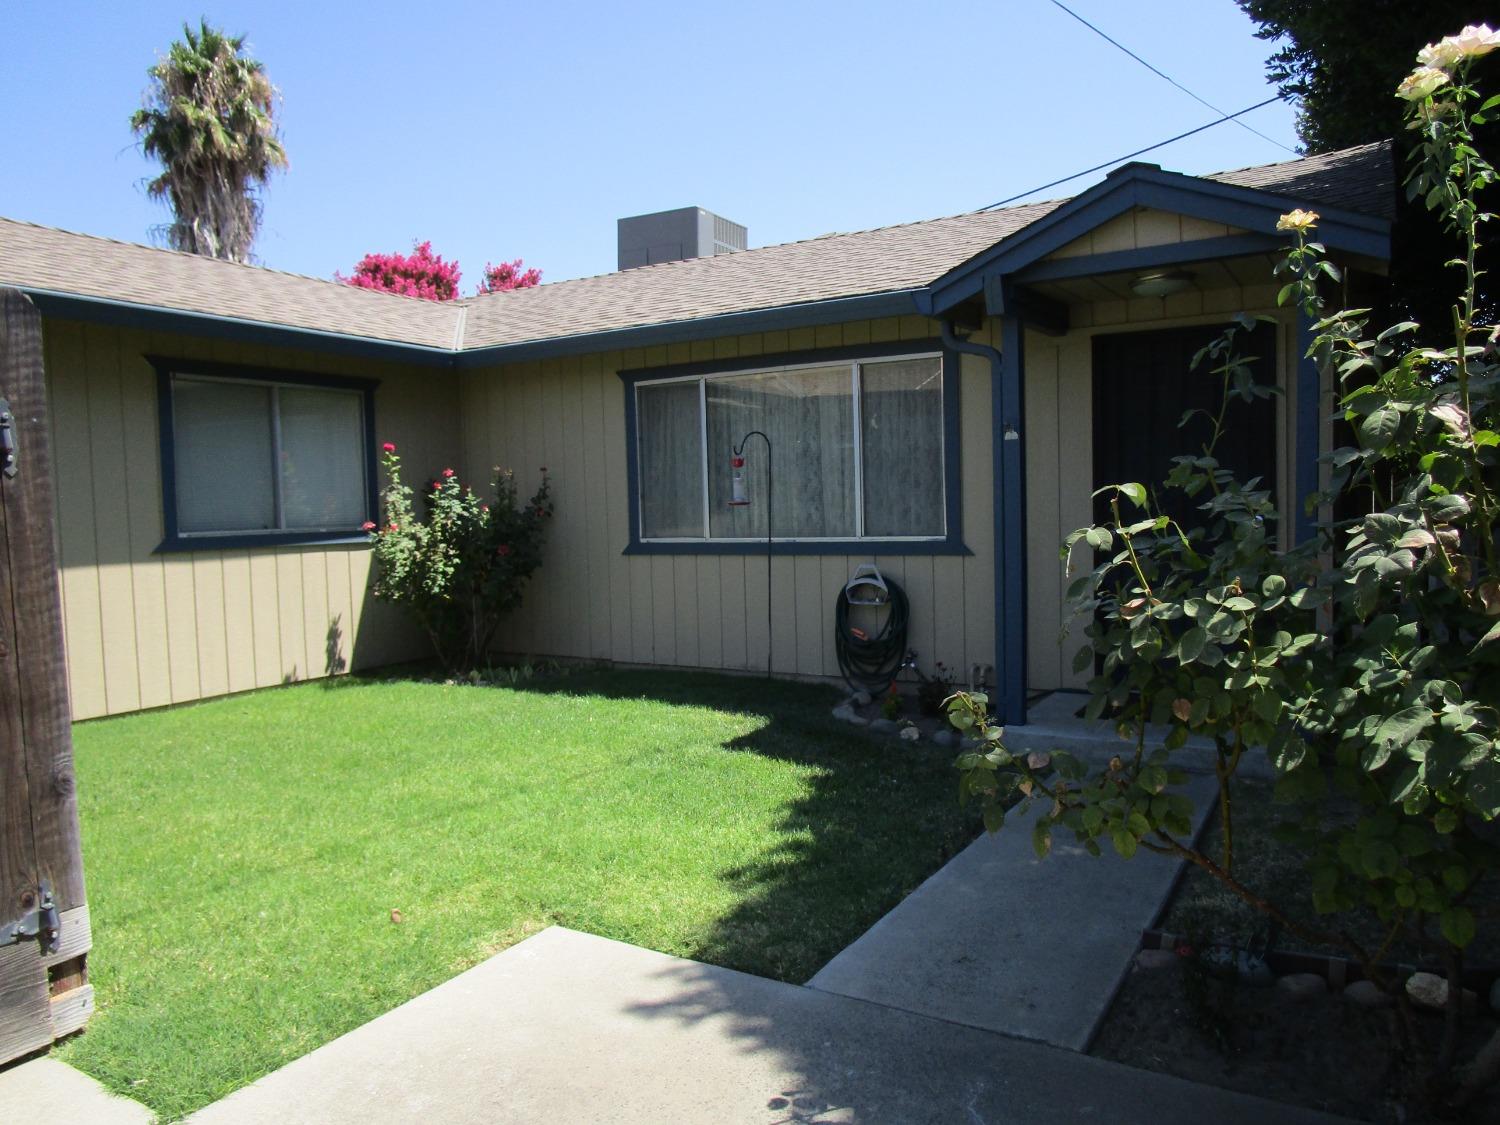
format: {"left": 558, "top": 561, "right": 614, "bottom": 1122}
{"left": 1276, "top": 209, "right": 1319, "bottom": 233}
{"left": 1397, "top": 66, "right": 1452, "bottom": 101}
{"left": 1418, "top": 24, "right": 1500, "bottom": 71}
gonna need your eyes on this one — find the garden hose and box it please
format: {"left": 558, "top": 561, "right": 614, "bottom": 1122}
{"left": 835, "top": 577, "right": 910, "bottom": 694}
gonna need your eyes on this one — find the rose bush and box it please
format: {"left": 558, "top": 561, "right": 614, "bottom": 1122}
{"left": 367, "top": 443, "right": 551, "bottom": 671}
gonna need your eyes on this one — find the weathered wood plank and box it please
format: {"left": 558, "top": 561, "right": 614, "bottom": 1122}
{"left": 39, "top": 904, "right": 90, "bottom": 970}
{"left": 48, "top": 982, "right": 93, "bottom": 1039}
{"left": 1, "top": 292, "right": 86, "bottom": 914}
{"left": 0, "top": 944, "right": 49, "bottom": 1062}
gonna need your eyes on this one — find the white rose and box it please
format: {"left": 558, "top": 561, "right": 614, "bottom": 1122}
{"left": 1418, "top": 25, "right": 1500, "bottom": 70}
{"left": 1276, "top": 209, "right": 1319, "bottom": 232}
{"left": 1397, "top": 66, "right": 1452, "bottom": 101}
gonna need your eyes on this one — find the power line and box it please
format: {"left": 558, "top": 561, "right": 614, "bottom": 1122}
{"left": 981, "top": 95, "right": 1284, "bottom": 211}
{"left": 1046, "top": 0, "right": 1295, "bottom": 154}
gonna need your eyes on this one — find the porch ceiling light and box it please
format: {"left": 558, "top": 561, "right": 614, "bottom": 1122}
{"left": 1130, "top": 270, "right": 1195, "bottom": 298}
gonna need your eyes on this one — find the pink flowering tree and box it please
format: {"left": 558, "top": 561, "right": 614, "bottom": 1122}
{"left": 337, "top": 241, "right": 462, "bottom": 301}
{"left": 476, "top": 259, "right": 542, "bottom": 293}
{"left": 365, "top": 442, "right": 552, "bottom": 670}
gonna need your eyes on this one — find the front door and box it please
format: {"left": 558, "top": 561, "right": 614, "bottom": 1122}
{"left": 1092, "top": 322, "right": 1278, "bottom": 527}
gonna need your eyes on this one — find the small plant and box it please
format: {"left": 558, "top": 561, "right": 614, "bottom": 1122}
{"left": 881, "top": 683, "right": 902, "bottom": 721}
{"left": 366, "top": 444, "right": 552, "bottom": 671}
{"left": 914, "top": 660, "right": 958, "bottom": 716}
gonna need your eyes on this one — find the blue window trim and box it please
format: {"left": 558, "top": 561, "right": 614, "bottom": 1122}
{"left": 617, "top": 338, "right": 969, "bottom": 557}
{"left": 150, "top": 355, "right": 380, "bottom": 553}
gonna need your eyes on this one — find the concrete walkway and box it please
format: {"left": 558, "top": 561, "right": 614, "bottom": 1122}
{"left": 190, "top": 925, "right": 1346, "bottom": 1125}
{"left": 0, "top": 1056, "right": 152, "bottom": 1124}
{"left": 808, "top": 773, "right": 1220, "bottom": 1050}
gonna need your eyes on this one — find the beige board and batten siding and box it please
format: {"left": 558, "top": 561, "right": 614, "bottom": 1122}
{"left": 45, "top": 318, "right": 459, "bottom": 720}
{"left": 459, "top": 316, "right": 997, "bottom": 685}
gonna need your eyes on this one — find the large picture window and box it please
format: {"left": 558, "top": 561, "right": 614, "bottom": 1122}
{"left": 154, "top": 359, "right": 376, "bottom": 549}
{"left": 633, "top": 350, "right": 950, "bottom": 546}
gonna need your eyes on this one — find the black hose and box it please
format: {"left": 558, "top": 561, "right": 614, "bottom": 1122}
{"left": 835, "top": 577, "right": 910, "bottom": 694}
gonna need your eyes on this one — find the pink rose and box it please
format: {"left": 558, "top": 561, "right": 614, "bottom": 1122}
{"left": 360, "top": 520, "right": 377, "bottom": 531}
{"left": 382, "top": 442, "right": 396, "bottom": 453}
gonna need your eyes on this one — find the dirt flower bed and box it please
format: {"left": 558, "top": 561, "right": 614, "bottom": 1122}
{"left": 1091, "top": 781, "right": 1500, "bottom": 1121}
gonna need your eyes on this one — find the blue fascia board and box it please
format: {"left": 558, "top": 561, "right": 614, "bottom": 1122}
{"left": 1014, "top": 232, "right": 1284, "bottom": 283}
{"left": 453, "top": 290, "right": 926, "bottom": 368}
{"left": 23, "top": 288, "right": 458, "bottom": 367}
{"left": 23, "top": 285, "right": 930, "bottom": 374}
{"left": 926, "top": 165, "right": 1392, "bottom": 314}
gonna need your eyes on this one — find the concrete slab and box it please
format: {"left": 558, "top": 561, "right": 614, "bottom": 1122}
{"left": 190, "top": 926, "right": 1348, "bottom": 1125}
{"left": 808, "top": 773, "right": 1220, "bottom": 1050}
{"left": 1007, "top": 693, "right": 1275, "bottom": 780}
{"left": 0, "top": 1056, "right": 154, "bottom": 1124}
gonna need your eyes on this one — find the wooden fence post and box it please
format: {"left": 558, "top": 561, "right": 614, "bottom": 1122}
{"left": 0, "top": 287, "right": 90, "bottom": 1063}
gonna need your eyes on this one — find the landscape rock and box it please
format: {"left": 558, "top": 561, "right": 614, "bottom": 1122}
{"left": 1134, "top": 948, "right": 1180, "bottom": 972}
{"left": 931, "top": 730, "right": 961, "bottom": 749}
{"left": 1405, "top": 971, "right": 1478, "bottom": 1012}
{"left": 898, "top": 726, "right": 921, "bottom": 742}
{"left": 850, "top": 690, "right": 872, "bottom": 707}
{"left": 831, "top": 704, "right": 866, "bottom": 725}
{"left": 1344, "top": 980, "right": 1393, "bottom": 1009}
{"left": 868, "top": 718, "right": 899, "bottom": 734}
{"left": 1275, "top": 972, "right": 1327, "bottom": 1002}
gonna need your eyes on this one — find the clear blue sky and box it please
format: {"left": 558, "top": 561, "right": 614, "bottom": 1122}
{"left": 1, "top": 1, "right": 1299, "bottom": 287}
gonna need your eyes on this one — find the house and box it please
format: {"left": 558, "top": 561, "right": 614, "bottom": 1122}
{"left": 0, "top": 141, "right": 1394, "bottom": 724}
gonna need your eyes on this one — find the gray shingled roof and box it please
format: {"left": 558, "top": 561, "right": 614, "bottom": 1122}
{"left": 0, "top": 140, "right": 1391, "bottom": 354}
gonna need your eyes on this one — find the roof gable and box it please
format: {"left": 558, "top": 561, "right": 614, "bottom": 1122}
{"left": 920, "top": 151, "right": 1392, "bottom": 316}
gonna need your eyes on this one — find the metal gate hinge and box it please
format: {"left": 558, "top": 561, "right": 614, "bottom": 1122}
{"left": 9, "top": 883, "right": 60, "bottom": 954}
{"left": 0, "top": 397, "right": 17, "bottom": 479}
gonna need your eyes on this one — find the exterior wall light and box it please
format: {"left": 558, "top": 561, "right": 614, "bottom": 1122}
{"left": 1130, "top": 270, "right": 1195, "bottom": 298}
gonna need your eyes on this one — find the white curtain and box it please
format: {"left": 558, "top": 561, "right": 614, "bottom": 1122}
{"left": 173, "top": 378, "right": 276, "bottom": 533}
{"left": 280, "top": 387, "right": 366, "bottom": 530}
{"left": 707, "top": 366, "right": 854, "bottom": 539}
{"left": 637, "top": 381, "right": 705, "bottom": 538}
{"left": 861, "top": 358, "right": 945, "bottom": 537}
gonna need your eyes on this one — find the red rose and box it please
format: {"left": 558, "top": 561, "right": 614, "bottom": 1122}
{"left": 360, "top": 520, "right": 377, "bottom": 531}
{"left": 442, "top": 467, "right": 455, "bottom": 478}
{"left": 382, "top": 442, "right": 396, "bottom": 453}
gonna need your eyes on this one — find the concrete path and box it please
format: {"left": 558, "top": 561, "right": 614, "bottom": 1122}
{"left": 190, "top": 925, "right": 1346, "bottom": 1125}
{"left": 1007, "top": 692, "right": 1274, "bottom": 780}
{"left": 808, "top": 773, "right": 1220, "bottom": 1050}
{"left": 0, "top": 1056, "right": 152, "bottom": 1124}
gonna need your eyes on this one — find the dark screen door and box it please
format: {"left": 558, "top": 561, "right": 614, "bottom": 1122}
{"left": 1092, "top": 322, "right": 1278, "bottom": 528}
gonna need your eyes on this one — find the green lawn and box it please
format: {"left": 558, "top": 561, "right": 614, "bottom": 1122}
{"left": 57, "top": 669, "right": 977, "bottom": 1119}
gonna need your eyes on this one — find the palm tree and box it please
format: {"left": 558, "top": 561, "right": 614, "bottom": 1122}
{"left": 131, "top": 21, "right": 288, "bottom": 262}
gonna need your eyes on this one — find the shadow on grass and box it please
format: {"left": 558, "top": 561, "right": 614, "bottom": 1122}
{"left": 371, "top": 663, "right": 980, "bottom": 983}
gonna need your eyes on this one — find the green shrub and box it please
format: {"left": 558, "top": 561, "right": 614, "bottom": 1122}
{"left": 366, "top": 444, "right": 551, "bottom": 671}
